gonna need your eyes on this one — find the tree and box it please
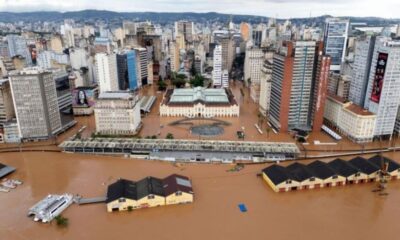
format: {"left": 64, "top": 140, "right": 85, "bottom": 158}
{"left": 190, "top": 74, "right": 204, "bottom": 87}
{"left": 157, "top": 80, "right": 167, "bottom": 91}
{"left": 127, "top": 206, "right": 133, "bottom": 212}
{"left": 54, "top": 215, "right": 69, "bottom": 227}
{"left": 166, "top": 133, "right": 174, "bottom": 139}
{"left": 190, "top": 61, "right": 197, "bottom": 76}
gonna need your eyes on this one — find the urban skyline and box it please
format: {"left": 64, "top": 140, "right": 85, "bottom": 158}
{"left": 1, "top": 0, "right": 400, "bottom": 19}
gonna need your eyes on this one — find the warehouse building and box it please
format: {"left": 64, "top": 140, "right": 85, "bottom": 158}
{"left": 262, "top": 156, "right": 400, "bottom": 192}
{"left": 106, "top": 174, "right": 194, "bottom": 212}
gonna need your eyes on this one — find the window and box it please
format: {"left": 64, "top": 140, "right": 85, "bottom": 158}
{"left": 286, "top": 180, "right": 292, "bottom": 184}
{"left": 148, "top": 195, "right": 155, "bottom": 199}
{"left": 310, "top": 177, "right": 315, "bottom": 182}
{"left": 332, "top": 175, "right": 338, "bottom": 179}
{"left": 118, "top": 198, "right": 126, "bottom": 203}
{"left": 355, "top": 173, "right": 360, "bottom": 177}
{"left": 175, "top": 191, "right": 182, "bottom": 196}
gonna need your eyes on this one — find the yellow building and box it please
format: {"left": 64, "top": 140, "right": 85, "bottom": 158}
{"left": 369, "top": 155, "right": 400, "bottom": 180}
{"left": 106, "top": 174, "right": 194, "bottom": 212}
{"left": 327, "top": 159, "right": 368, "bottom": 184}
{"left": 307, "top": 161, "right": 346, "bottom": 187}
{"left": 262, "top": 165, "right": 300, "bottom": 192}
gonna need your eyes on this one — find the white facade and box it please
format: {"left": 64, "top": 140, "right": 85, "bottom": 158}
{"left": 259, "top": 56, "right": 273, "bottom": 116}
{"left": 245, "top": 47, "right": 264, "bottom": 102}
{"left": 324, "top": 95, "right": 376, "bottom": 143}
{"left": 37, "top": 51, "right": 69, "bottom": 69}
{"left": 212, "top": 45, "right": 222, "bottom": 87}
{"left": 95, "top": 92, "right": 141, "bottom": 135}
{"left": 364, "top": 40, "right": 400, "bottom": 137}
{"left": 135, "top": 48, "right": 148, "bottom": 87}
{"left": 70, "top": 48, "right": 89, "bottom": 70}
{"left": 169, "top": 41, "right": 180, "bottom": 72}
{"left": 221, "top": 70, "right": 229, "bottom": 88}
{"left": 95, "top": 53, "right": 119, "bottom": 93}
{"left": 323, "top": 18, "right": 349, "bottom": 71}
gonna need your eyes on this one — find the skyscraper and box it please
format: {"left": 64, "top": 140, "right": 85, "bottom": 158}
{"left": 117, "top": 50, "right": 138, "bottom": 91}
{"left": 244, "top": 47, "right": 264, "bottom": 102}
{"left": 220, "top": 36, "right": 235, "bottom": 72}
{"left": 364, "top": 40, "right": 400, "bottom": 137}
{"left": 348, "top": 35, "right": 376, "bottom": 106}
{"left": 323, "top": 18, "right": 349, "bottom": 71}
{"left": 135, "top": 48, "right": 148, "bottom": 87}
{"left": 269, "top": 41, "right": 330, "bottom": 132}
{"left": 259, "top": 52, "right": 273, "bottom": 117}
{"left": 95, "top": 53, "right": 119, "bottom": 93}
{"left": 9, "top": 67, "right": 62, "bottom": 140}
{"left": 212, "top": 45, "right": 222, "bottom": 87}
{"left": 169, "top": 41, "right": 180, "bottom": 72}
{"left": 6, "top": 35, "right": 32, "bottom": 66}
{"left": 175, "top": 21, "right": 194, "bottom": 43}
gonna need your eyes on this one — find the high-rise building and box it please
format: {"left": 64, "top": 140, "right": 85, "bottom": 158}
{"left": 212, "top": 45, "right": 222, "bottom": 87}
{"left": 244, "top": 47, "right": 264, "bottom": 102}
{"left": 259, "top": 52, "right": 273, "bottom": 117}
{"left": 240, "top": 22, "right": 251, "bottom": 42}
{"left": 269, "top": 41, "right": 330, "bottom": 132}
{"left": 9, "top": 67, "right": 62, "bottom": 140}
{"left": 175, "top": 21, "right": 194, "bottom": 43}
{"left": 0, "top": 79, "right": 15, "bottom": 125}
{"left": 221, "top": 70, "right": 229, "bottom": 88}
{"left": 95, "top": 53, "right": 119, "bottom": 93}
{"left": 323, "top": 18, "right": 349, "bottom": 71}
{"left": 135, "top": 48, "right": 148, "bottom": 87}
{"left": 349, "top": 35, "right": 376, "bottom": 106}
{"left": 6, "top": 35, "right": 32, "bottom": 66}
{"left": 220, "top": 36, "right": 235, "bottom": 72}
{"left": 117, "top": 50, "right": 138, "bottom": 91}
{"left": 169, "top": 41, "right": 180, "bottom": 72}
{"left": 364, "top": 40, "right": 400, "bottom": 137}
{"left": 252, "top": 30, "right": 263, "bottom": 48}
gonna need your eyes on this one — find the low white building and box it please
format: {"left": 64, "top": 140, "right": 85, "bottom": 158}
{"left": 324, "top": 94, "right": 376, "bottom": 143}
{"left": 94, "top": 92, "right": 141, "bottom": 135}
{"left": 160, "top": 87, "right": 239, "bottom": 118}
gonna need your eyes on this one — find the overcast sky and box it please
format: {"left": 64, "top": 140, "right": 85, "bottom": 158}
{"left": 0, "top": 0, "right": 399, "bottom": 19}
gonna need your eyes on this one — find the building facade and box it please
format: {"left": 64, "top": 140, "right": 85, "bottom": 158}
{"left": 323, "top": 18, "right": 349, "bottom": 71}
{"left": 244, "top": 47, "right": 264, "bottom": 102}
{"left": 94, "top": 92, "right": 141, "bottom": 135}
{"left": 9, "top": 67, "right": 62, "bottom": 140}
{"left": 160, "top": 87, "right": 239, "bottom": 118}
{"left": 212, "top": 45, "right": 222, "bottom": 87}
{"left": 324, "top": 95, "right": 376, "bottom": 143}
{"left": 0, "top": 79, "right": 15, "bottom": 125}
{"left": 95, "top": 53, "right": 119, "bottom": 93}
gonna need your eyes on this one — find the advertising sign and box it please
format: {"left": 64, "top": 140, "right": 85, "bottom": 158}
{"left": 371, "top": 52, "right": 388, "bottom": 103}
{"left": 72, "top": 88, "right": 96, "bottom": 108}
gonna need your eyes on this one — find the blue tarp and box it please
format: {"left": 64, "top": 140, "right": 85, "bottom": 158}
{"left": 238, "top": 204, "right": 247, "bottom": 212}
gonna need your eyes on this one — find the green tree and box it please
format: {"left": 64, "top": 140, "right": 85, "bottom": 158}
{"left": 54, "top": 215, "right": 69, "bottom": 227}
{"left": 190, "top": 74, "right": 204, "bottom": 87}
{"left": 166, "top": 133, "right": 174, "bottom": 139}
{"left": 157, "top": 80, "right": 167, "bottom": 91}
{"left": 190, "top": 61, "right": 197, "bottom": 76}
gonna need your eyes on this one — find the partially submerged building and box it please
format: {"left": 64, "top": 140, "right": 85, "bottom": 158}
{"left": 262, "top": 156, "right": 400, "bottom": 192}
{"left": 0, "top": 163, "right": 15, "bottom": 179}
{"left": 106, "top": 174, "right": 194, "bottom": 212}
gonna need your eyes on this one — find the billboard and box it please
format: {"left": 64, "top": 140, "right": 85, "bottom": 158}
{"left": 371, "top": 52, "right": 388, "bottom": 103}
{"left": 72, "top": 88, "right": 96, "bottom": 108}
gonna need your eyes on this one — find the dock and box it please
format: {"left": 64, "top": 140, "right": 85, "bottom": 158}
{"left": 75, "top": 196, "right": 107, "bottom": 205}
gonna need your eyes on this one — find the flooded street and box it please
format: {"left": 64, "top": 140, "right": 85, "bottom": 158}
{"left": 1, "top": 152, "right": 400, "bottom": 240}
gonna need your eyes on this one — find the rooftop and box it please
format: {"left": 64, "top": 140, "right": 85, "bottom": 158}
{"left": 170, "top": 87, "right": 229, "bottom": 103}
{"left": 98, "top": 91, "right": 136, "bottom": 100}
{"left": 344, "top": 104, "right": 375, "bottom": 116}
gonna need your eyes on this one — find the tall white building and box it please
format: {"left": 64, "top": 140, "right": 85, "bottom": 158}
{"left": 212, "top": 45, "right": 222, "bottom": 87}
{"left": 135, "top": 48, "right": 148, "bottom": 87}
{"left": 95, "top": 53, "right": 119, "bottom": 93}
{"left": 349, "top": 35, "right": 376, "bottom": 107}
{"left": 9, "top": 67, "right": 62, "bottom": 140}
{"left": 6, "top": 35, "right": 32, "bottom": 66}
{"left": 221, "top": 70, "right": 229, "bottom": 88}
{"left": 244, "top": 47, "right": 264, "bottom": 102}
{"left": 323, "top": 18, "right": 349, "bottom": 71}
{"left": 259, "top": 54, "right": 273, "bottom": 116}
{"left": 169, "top": 41, "right": 180, "bottom": 72}
{"left": 364, "top": 40, "right": 400, "bottom": 137}
{"left": 95, "top": 92, "right": 141, "bottom": 135}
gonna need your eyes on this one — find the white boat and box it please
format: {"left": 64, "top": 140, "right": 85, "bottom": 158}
{"left": 0, "top": 186, "right": 10, "bottom": 193}
{"left": 28, "top": 194, "right": 74, "bottom": 223}
{"left": 1, "top": 180, "right": 16, "bottom": 189}
{"left": 11, "top": 179, "right": 23, "bottom": 185}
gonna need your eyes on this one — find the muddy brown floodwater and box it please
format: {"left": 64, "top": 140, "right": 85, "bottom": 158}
{"left": 1, "top": 152, "right": 400, "bottom": 240}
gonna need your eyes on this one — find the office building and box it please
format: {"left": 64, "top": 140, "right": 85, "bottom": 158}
{"left": 9, "top": 67, "right": 62, "bottom": 140}
{"left": 212, "top": 45, "right": 222, "bottom": 87}
{"left": 95, "top": 53, "right": 119, "bottom": 93}
{"left": 135, "top": 48, "right": 148, "bottom": 87}
{"left": 0, "top": 79, "right": 15, "bottom": 125}
{"left": 6, "top": 35, "right": 32, "bottom": 66}
{"left": 324, "top": 95, "right": 376, "bottom": 143}
{"left": 169, "top": 41, "right": 180, "bottom": 72}
{"left": 349, "top": 35, "right": 376, "bottom": 106}
{"left": 269, "top": 41, "right": 330, "bottom": 132}
{"left": 175, "top": 21, "right": 194, "bottom": 43}
{"left": 323, "top": 18, "right": 349, "bottom": 71}
{"left": 244, "top": 47, "right": 264, "bottom": 102}
{"left": 221, "top": 70, "right": 229, "bottom": 88}
{"left": 220, "top": 36, "right": 235, "bottom": 72}
{"left": 364, "top": 40, "right": 400, "bottom": 137}
{"left": 117, "top": 50, "right": 138, "bottom": 91}
{"left": 240, "top": 22, "right": 251, "bottom": 42}
{"left": 94, "top": 91, "right": 141, "bottom": 135}
{"left": 259, "top": 54, "right": 273, "bottom": 116}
